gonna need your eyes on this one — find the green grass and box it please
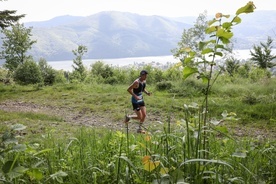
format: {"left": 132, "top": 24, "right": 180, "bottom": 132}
{"left": 0, "top": 123, "right": 275, "bottom": 183}
{"left": 0, "top": 110, "right": 63, "bottom": 122}
{"left": 0, "top": 79, "right": 275, "bottom": 130}
{"left": 0, "top": 78, "right": 275, "bottom": 183}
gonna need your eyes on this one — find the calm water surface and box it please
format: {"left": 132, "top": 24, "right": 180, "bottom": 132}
{"left": 48, "top": 49, "right": 276, "bottom": 71}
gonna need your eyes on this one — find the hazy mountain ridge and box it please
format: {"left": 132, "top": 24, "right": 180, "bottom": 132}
{"left": 23, "top": 10, "right": 276, "bottom": 61}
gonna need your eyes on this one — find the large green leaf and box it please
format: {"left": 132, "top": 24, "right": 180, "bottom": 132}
{"left": 215, "top": 44, "right": 225, "bottom": 49}
{"left": 232, "top": 16, "right": 241, "bottom": 24}
{"left": 27, "top": 168, "right": 43, "bottom": 181}
{"left": 207, "top": 18, "right": 217, "bottom": 26}
{"left": 222, "top": 22, "right": 232, "bottom": 29}
{"left": 183, "top": 66, "right": 198, "bottom": 80}
{"left": 236, "top": 2, "right": 256, "bottom": 15}
{"left": 199, "top": 40, "right": 216, "bottom": 50}
{"left": 7, "top": 166, "right": 28, "bottom": 179}
{"left": 13, "top": 144, "right": 27, "bottom": 152}
{"left": 183, "top": 57, "right": 193, "bottom": 65}
{"left": 215, "top": 126, "right": 229, "bottom": 134}
{"left": 201, "top": 48, "right": 213, "bottom": 55}
{"left": 216, "top": 29, "right": 233, "bottom": 39}
{"left": 206, "top": 26, "right": 217, "bottom": 34}
{"left": 215, "top": 51, "right": 223, "bottom": 57}
{"left": 11, "top": 124, "right": 27, "bottom": 131}
{"left": 2, "top": 160, "right": 18, "bottom": 173}
{"left": 201, "top": 76, "right": 209, "bottom": 83}
{"left": 3, "top": 137, "right": 18, "bottom": 145}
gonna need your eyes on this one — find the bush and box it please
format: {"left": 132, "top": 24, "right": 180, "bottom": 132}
{"left": 54, "top": 70, "right": 68, "bottom": 84}
{"left": 13, "top": 60, "right": 43, "bottom": 85}
{"left": 242, "top": 92, "right": 260, "bottom": 105}
{"left": 0, "top": 68, "right": 12, "bottom": 84}
{"left": 156, "top": 81, "right": 173, "bottom": 90}
{"left": 108, "top": 67, "right": 128, "bottom": 84}
{"left": 168, "top": 78, "right": 207, "bottom": 97}
{"left": 164, "top": 66, "right": 182, "bottom": 81}
{"left": 249, "top": 67, "right": 271, "bottom": 82}
{"left": 69, "top": 70, "right": 83, "bottom": 83}
{"left": 38, "top": 58, "right": 56, "bottom": 85}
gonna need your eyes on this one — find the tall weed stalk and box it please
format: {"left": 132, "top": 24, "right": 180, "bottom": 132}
{"left": 179, "top": 1, "right": 256, "bottom": 182}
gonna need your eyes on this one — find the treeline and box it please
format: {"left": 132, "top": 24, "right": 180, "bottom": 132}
{"left": 0, "top": 56, "right": 272, "bottom": 96}
{"left": 0, "top": 7, "right": 275, "bottom": 94}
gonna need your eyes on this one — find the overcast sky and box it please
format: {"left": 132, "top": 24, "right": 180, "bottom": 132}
{"left": 1, "top": 0, "right": 276, "bottom": 22}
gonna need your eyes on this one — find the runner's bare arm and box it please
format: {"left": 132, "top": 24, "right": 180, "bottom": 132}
{"left": 143, "top": 89, "right": 151, "bottom": 96}
{"left": 127, "top": 80, "right": 140, "bottom": 100}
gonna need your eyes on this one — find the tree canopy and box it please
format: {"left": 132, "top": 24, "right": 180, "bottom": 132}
{"left": 0, "top": 0, "right": 25, "bottom": 30}
{"left": 1, "top": 23, "right": 36, "bottom": 71}
{"left": 250, "top": 36, "right": 276, "bottom": 69}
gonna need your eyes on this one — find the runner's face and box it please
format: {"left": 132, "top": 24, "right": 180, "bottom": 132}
{"left": 141, "top": 74, "right": 147, "bottom": 80}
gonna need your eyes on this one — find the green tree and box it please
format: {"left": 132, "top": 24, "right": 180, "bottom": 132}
{"left": 180, "top": 2, "right": 256, "bottom": 162}
{"left": 72, "top": 45, "right": 87, "bottom": 82}
{"left": 13, "top": 59, "right": 43, "bottom": 85}
{"left": 172, "top": 11, "right": 208, "bottom": 66}
{"left": 90, "top": 61, "right": 114, "bottom": 84}
{"left": 1, "top": 23, "right": 36, "bottom": 72}
{"left": 250, "top": 36, "right": 276, "bottom": 69}
{"left": 38, "top": 58, "right": 56, "bottom": 85}
{"left": 224, "top": 56, "right": 240, "bottom": 77}
{"left": 237, "top": 61, "right": 251, "bottom": 78}
{"left": 0, "top": 0, "right": 25, "bottom": 29}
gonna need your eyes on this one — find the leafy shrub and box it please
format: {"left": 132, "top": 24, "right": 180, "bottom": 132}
{"left": 105, "top": 76, "right": 117, "bottom": 84}
{"left": 91, "top": 61, "right": 113, "bottom": 79}
{"left": 69, "top": 70, "right": 83, "bottom": 83}
{"left": 54, "top": 70, "right": 68, "bottom": 84}
{"left": 224, "top": 56, "right": 240, "bottom": 77}
{"left": 38, "top": 58, "right": 56, "bottom": 85}
{"left": 153, "top": 69, "right": 164, "bottom": 83}
{"left": 109, "top": 67, "right": 128, "bottom": 84}
{"left": 164, "top": 66, "right": 182, "bottom": 81}
{"left": 13, "top": 60, "right": 43, "bottom": 85}
{"left": 249, "top": 67, "right": 271, "bottom": 82}
{"left": 127, "top": 68, "right": 140, "bottom": 84}
{"left": 237, "top": 62, "right": 251, "bottom": 78}
{"left": 156, "top": 81, "right": 173, "bottom": 90}
{"left": 0, "top": 68, "right": 13, "bottom": 84}
{"left": 242, "top": 92, "right": 260, "bottom": 105}
{"left": 169, "top": 78, "right": 206, "bottom": 97}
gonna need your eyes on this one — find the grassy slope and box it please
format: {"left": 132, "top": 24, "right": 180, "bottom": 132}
{"left": 0, "top": 81, "right": 275, "bottom": 139}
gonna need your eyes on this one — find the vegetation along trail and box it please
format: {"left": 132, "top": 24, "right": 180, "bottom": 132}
{"left": 0, "top": 83, "right": 275, "bottom": 139}
{"left": 0, "top": 2, "right": 275, "bottom": 183}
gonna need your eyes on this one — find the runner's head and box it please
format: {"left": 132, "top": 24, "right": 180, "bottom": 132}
{"left": 140, "top": 70, "right": 148, "bottom": 76}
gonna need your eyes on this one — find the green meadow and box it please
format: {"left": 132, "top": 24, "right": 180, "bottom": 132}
{"left": 0, "top": 2, "right": 275, "bottom": 183}
{"left": 0, "top": 70, "right": 275, "bottom": 183}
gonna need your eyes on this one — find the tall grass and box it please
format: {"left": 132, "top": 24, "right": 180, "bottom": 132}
{"left": 1, "top": 120, "right": 275, "bottom": 183}
{"left": 0, "top": 75, "right": 275, "bottom": 183}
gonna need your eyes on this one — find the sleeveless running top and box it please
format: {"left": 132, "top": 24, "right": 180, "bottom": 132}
{"left": 132, "top": 80, "right": 146, "bottom": 103}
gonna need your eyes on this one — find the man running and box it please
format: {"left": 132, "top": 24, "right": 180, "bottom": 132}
{"left": 124, "top": 70, "right": 151, "bottom": 133}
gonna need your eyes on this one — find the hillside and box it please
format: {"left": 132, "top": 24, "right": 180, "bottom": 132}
{"left": 26, "top": 11, "right": 191, "bottom": 61}
{"left": 2, "top": 10, "right": 276, "bottom": 61}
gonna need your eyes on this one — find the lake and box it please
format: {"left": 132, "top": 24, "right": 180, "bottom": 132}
{"left": 48, "top": 55, "right": 179, "bottom": 71}
{"left": 47, "top": 49, "right": 276, "bottom": 71}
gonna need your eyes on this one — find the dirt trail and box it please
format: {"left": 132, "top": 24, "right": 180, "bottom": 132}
{"left": 0, "top": 101, "right": 151, "bottom": 132}
{"left": 0, "top": 101, "right": 275, "bottom": 139}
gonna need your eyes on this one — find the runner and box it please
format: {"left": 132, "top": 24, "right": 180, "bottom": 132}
{"left": 124, "top": 70, "right": 151, "bottom": 133}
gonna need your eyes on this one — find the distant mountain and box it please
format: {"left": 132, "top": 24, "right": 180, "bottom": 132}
{"left": 16, "top": 10, "right": 276, "bottom": 61}
{"left": 25, "top": 15, "right": 84, "bottom": 28}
